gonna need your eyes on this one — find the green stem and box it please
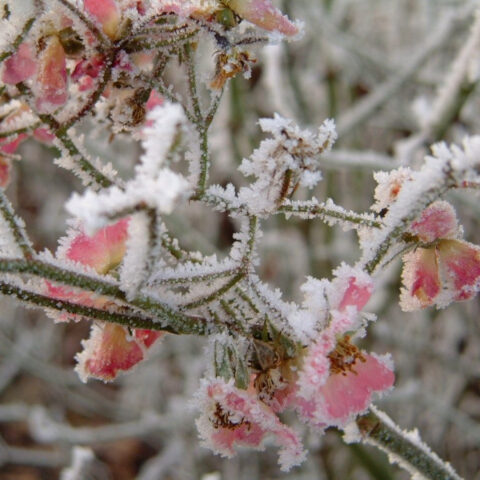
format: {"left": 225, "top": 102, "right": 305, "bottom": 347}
{"left": 0, "top": 16, "right": 36, "bottom": 63}
{"left": 55, "top": 0, "right": 109, "bottom": 47}
{"left": 16, "top": 83, "right": 114, "bottom": 188}
{"left": 357, "top": 408, "right": 463, "bottom": 480}
{"left": 0, "top": 123, "right": 42, "bottom": 139}
{"left": 279, "top": 201, "right": 382, "bottom": 229}
{"left": 0, "top": 257, "right": 207, "bottom": 335}
{"left": 155, "top": 267, "right": 238, "bottom": 285}
{"left": 55, "top": 127, "right": 114, "bottom": 188}
{"left": 0, "top": 280, "right": 175, "bottom": 333}
{"left": 0, "top": 191, "right": 34, "bottom": 258}
{"left": 123, "top": 29, "right": 199, "bottom": 53}
{"left": 180, "top": 273, "right": 244, "bottom": 310}
{"left": 184, "top": 43, "right": 211, "bottom": 198}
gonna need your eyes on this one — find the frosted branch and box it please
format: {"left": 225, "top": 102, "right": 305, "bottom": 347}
{"left": 356, "top": 407, "right": 463, "bottom": 480}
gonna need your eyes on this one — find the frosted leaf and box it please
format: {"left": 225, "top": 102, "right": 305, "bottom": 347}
{"left": 226, "top": 0, "right": 300, "bottom": 36}
{"left": 66, "top": 170, "right": 188, "bottom": 233}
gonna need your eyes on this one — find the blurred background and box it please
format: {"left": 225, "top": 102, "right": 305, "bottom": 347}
{"left": 1, "top": 0, "right": 479, "bottom": 478}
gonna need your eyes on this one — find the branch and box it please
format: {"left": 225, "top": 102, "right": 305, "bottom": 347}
{"left": 356, "top": 407, "right": 463, "bottom": 480}
{"left": 0, "top": 16, "right": 36, "bottom": 63}
{"left": 0, "top": 190, "right": 34, "bottom": 258}
{"left": 279, "top": 199, "right": 382, "bottom": 229}
{"left": 55, "top": 0, "right": 109, "bottom": 47}
{"left": 0, "top": 258, "right": 208, "bottom": 335}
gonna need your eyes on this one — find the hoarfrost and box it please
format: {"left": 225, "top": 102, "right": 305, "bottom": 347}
{"left": 65, "top": 103, "right": 190, "bottom": 232}
{"left": 120, "top": 212, "right": 150, "bottom": 299}
{"left": 60, "top": 446, "right": 95, "bottom": 480}
{"left": 237, "top": 115, "right": 336, "bottom": 215}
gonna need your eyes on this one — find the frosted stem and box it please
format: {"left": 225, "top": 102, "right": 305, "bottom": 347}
{"left": 0, "top": 257, "right": 207, "bottom": 335}
{"left": 279, "top": 201, "right": 382, "bottom": 229}
{"left": 15, "top": 83, "right": 114, "bottom": 188}
{"left": 55, "top": 0, "right": 109, "bottom": 47}
{"left": 184, "top": 43, "right": 210, "bottom": 198}
{"left": 356, "top": 407, "right": 463, "bottom": 480}
{"left": 0, "top": 16, "right": 36, "bottom": 63}
{"left": 0, "top": 191, "right": 34, "bottom": 258}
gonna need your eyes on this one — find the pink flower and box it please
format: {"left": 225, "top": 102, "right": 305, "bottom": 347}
{"left": 46, "top": 218, "right": 164, "bottom": 381}
{"left": 267, "top": 266, "right": 394, "bottom": 429}
{"left": 34, "top": 36, "right": 68, "bottom": 114}
{"left": 76, "top": 323, "right": 163, "bottom": 382}
{"left": 400, "top": 201, "right": 480, "bottom": 310}
{"left": 195, "top": 377, "right": 306, "bottom": 471}
{"left": 84, "top": 0, "right": 121, "bottom": 40}
{"left": 1, "top": 43, "right": 36, "bottom": 85}
{"left": 226, "top": 0, "right": 299, "bottom": 36}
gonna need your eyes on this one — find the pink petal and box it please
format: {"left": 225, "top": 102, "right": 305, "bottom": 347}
{"left": 145, "top": 90, "right": 163, "bottom": 111}
{"left": 134, "top": 329, "right": 163, "bottom": 348}
{"left": 227, "top": 0, "right": 298, "bottom": 36}
{"left": 34, "top": 36, "right": 68, "bottom": 114}
{"left": 75, "top": 323, "right": 161, "bottom": 382}
{"left": 64, "top": 218, "right": 129, "bottom": 274}
{"left": 338, "top": 276, "right": 373, "bottom": 313}
{"left": 439, "top": 239, "right": 480, "bottom": 300}
{"left": 33, "top": 127, "right": 55, "bottom": 144}
{"left": 400, "top": 247, "right": 441, "bottom": 311}
{"left": 410, "top": 201, "right": 458, "bottom": 242}
{"left": 0, "top": 156, "right": 12, "bottom": 188}
{"left": 0, "top": 134, "right": 28, "bottom": 154}
{"left": 44, "top": 280, "right": 112, "bottom": 323}
{"left": 195, "top": 378, "right": 306, "bottom": 471}
{"left": 2, "top": 43, "right": 36, "bottom": 84}
{"left": 296, "top": 331, "right": 333, "bottom": 400}
{"left": 318, "top": 354, "right": 394, "bottom": 426}
{"left": 84, "top": 0, "right": 121, "bottom": 40}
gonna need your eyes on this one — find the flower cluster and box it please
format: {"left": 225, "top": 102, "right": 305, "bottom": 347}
{"left": 196, "top": 266, "right": 394, "bottom": 470}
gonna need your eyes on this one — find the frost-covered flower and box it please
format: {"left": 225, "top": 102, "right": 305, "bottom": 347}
{"left": 195, "top": 377, "right": 306, "bottom": 472}
{"left": 260, "top": 266, "right": 394, "bottom": 430}
{"left": 400, "top": 201, "right": 480, "bottom": 310}
{"left": 291, "top": 266, "right": 394, "bottom": 428}
{"left": 46, "top": 218, "right": 163, "bottom": 381}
